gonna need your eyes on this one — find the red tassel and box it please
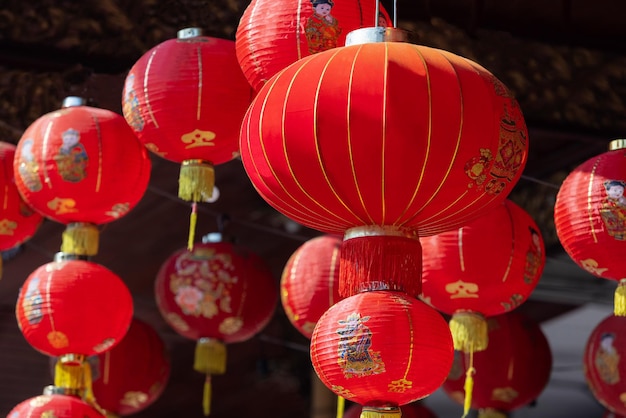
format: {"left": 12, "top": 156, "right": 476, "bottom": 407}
{"left": 339, "top": 226, "right": 422, "bottom": 298}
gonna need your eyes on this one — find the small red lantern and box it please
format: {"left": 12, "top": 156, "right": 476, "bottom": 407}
{"left": 583, "top": 314, "right": 626, "bottom": 416}
{"left": 344, "top": 402, "right": 437, "bottom": 418}
{"left": 90, "top": 318, "right": 170, "bottom": 416}
{"left": 310, "top": 290, "right": 453, "bottom": 418}
{"left": 154, "top": 236, "right": 277, "bottom": 415}
{"left": 554, "top": 139, "right": 626, "bottom": 315}
{"left": 236, "top": 0, "right": 390, "bottom": 91}
{"left": 281, "top": 234, "right": 342, "bottom": 338}
{"left": 442, "top": 312, "right": 552, "bottom": 418}
{"left": 13, "top": 97, "right": 151, "bottom": 256}
{"left": 123, "top": 29, "right": 252, "bottom": 249}
{"left": 8, "top": 390, "right": 106, "bottom": 418}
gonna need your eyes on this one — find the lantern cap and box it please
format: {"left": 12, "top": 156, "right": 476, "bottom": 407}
{"left": 62, "top": 96, "right": 86, "bottom": 108}
{"left": 609, "top": 139, "right": 626, "bottom": 151}
{"left": 178, "top": 27, "right": 203, "bottom": 39}
{"left": 54, "top": 252, "right": 89, "bottom": 262}
{"left": 42, "top": 385, "right": 80, "bottom": 397}
{"left": 345, "top": 27, "right": 409, "bottom": 46}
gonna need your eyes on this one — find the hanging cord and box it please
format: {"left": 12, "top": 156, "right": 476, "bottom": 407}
{"left": 462, "top": 346, "right": 477, "bottom": 418}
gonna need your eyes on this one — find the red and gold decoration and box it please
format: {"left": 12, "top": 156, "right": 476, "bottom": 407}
{"left": 16, "top": 257, "right": 134, "bottom": 397}
{"left": 123, "top": 28, "right": 252, "bottom": 249}
{"left": 584, "top": 314, "right": 626, "bottom": 416}
{"left": 236, "top": 0, "right": 390, "bottom": 91}
{"left": 13, "top": 97, "right": 151, "bottom": 256}
{"left": 554, "top": 139, "right": 626, "bottom": 315}
{"left": 154, "top": 237, "right": 277, "bottom": 415}
{"left": 8, "top": 390, "right": 106, "bottom": 418}
{"left": 281, "top": 234, "right": 342, "bottom": 339}
{"left": 344, "top": 401, "right": 437, "bottom": 418}
{"left": 311, "top": 290, "right": 453, "bottom": 418}
{"left": 443, "top": 312, "right": 552, "bottom": 418}
{"left": 90, "top": 318, "right": 170, "bottom": 417}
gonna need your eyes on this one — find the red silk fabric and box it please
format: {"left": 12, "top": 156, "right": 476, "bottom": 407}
{"left": 240, "top": 41, "right": 528, "bottom": 236}
{"left": 310, "top": 290, "right": 453, "bottom": 407}
{"left": 420, "top": 200, "right": 545, "bottom": 317}
{"left": 13, "top": 105, "right": 150, "bottom": 225}
{"left": 16, "top": 259, "right": 133, "bottom": 357}
{"left": 154, "top": 241, "right": 277, "bottom": 343}
{"left": 554, "top": 147, "right": 626, "bottom": 282}
{"left": 123, "top": 35, "right": 252, "bottom": 165}
{"left": 443, "top": 312, "right": 552, "bottom": 412}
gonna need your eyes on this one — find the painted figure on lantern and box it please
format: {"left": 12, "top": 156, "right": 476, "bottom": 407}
{"left": 524, "top": 226, "right": 543, "bottom": 284}
{"left": 595, "top": 332, "right": 621, "bottom": 384}
{"left": 54, "top": 128, "right": 88, "bottom": 183}
{"left": 17, "top": 138, "right": 42, "bottom": 192}
{"left": 600, "top": 179, "right": 626, "bottom": 240}
{"left": 21, "top": 276, "right": 43, "bottom": 324}
{"left": 305, "top": 0, "right": 341, "bottom": 54}
{"left": 337, "top": 312, "right": 386, "bottom": 378}
{"left": 122, "top": 74, "right": 145, "bottom": 132}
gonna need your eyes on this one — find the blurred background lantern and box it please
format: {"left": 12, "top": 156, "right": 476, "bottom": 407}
{"left": 343, "top": 401, "right": 438, "bottom": 418}
{"left": 0, "top": 141, "right": 43, "bottom": 274}
{"left": 235, "top": 0, "right": 391, "bottom": 91}
{"left": 442, "top": 312, "right": 552, "bottom": 418}
{"left": 605, "top": 410, "right": 626, "bottom": 418}
{"left": 154, "top": 234, "right": 277, "bottom": 415}
{"left": 12, "top": 97, "right": 151, "bottom": 257}
{"left": 280, "top": 234, "right": 342, "bottom": 339}
{"left": 239, "top": 28, "right": 528, "bottom": 299}
{"left": 583, "top": 314, "right": 626, "bottom": 416}
{"left": 310, "top": 290, "right": 453, "bottom": 418}
{"left": 8, "top": 387, "right": 106, "bottom": 418}
{"left": 16, "top": 256, "right": 134, "bottom": 397}
{"left": 122, "top": 28, "right": 252, "bottom": 250}
{"left": 90, "top": 318, "right": 170, "bottom": 417}
{"left": 554, "top": 139, "right": 626, "bottom": 315}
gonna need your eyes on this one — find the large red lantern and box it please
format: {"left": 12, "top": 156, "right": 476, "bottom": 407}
{"left": 344, "top": 402, "right": 437, "bottom": 418}
{"left": 281, "top": 234, "right": 342, "bottom": 339}
{"left": 554, "top": 139, "right": 626, "bottom": 315}
{"left": 90, "top": 318, "right": 170, "bottom": 416}
{"left": 8, "top": 390, "right": 106, "bottom": 418}
{"left": 123, "top": 29, "right": 252, "bottom": 249}
{"left": 13, "top": 97, "right": 151, "bottom": 256}
{"left": 240, "top": 30, "right": 528, "bottom": 298}
{"left": 154, "top": 236, "right": 277, "bottom": 415}
{"left": 583, "top": 314, "right": 626, "bottom": 416}
{"left": 310, "top": 290, "right": 453, "bottom": 418}
{"left": 442, "top": 312, "right": 552, "bottom": 418}
{"left": 236, "top": 0, "right": 390, "bottom": 91}
{"left": 16, "top": 256, "right": 134, "bottom": 394}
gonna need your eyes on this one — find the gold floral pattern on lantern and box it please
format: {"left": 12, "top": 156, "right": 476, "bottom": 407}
{"left": 46, "top": 197, "right": 77, "bottom": 215}
{"left": 165, "top": 312, "right": 190, "bottom": 332}
{"left": 121, "top": 391, "right": 149, "bottom": 408}
{"left": 181, "top": 129, "right": 216, "bottom": 149}
{"left": 29, "top": 396, "right": 52, "bottom": 407}
{"left": 0, "top": 218, "right": 17, "bottom": 235}
{"left": 580, "top": 258, "right": 609, "bottom": 275}
{"left": 388, "top": 378, "right": 413, "bottom": 393}
{"left": 491, "top": 387, "right": 519, "bottom": 403}
{"left": 93, "top": 337, "right": 115, "bottom": 353}
{"left": 336, "top": 312, "right": 386, "bottom": 378}
{"left": 446, "top": 280, "right": 479, "bottom": 299}
{"left": 331, "top": 385, "right": 356, "bottom": 399}
{"left": 219, "top": 317, "right": 243, "bottom": 335}
{"left": 105, "top": 202, "right": 130, "bottom": 218}
{"left": 501, "top": 294, "right": 524, "bottom": 311}
{"left": 41, "top": 411, "right": 58, "bottom": 418}
{"left": 47, "top": 331, "right": 69, "bottom": 348}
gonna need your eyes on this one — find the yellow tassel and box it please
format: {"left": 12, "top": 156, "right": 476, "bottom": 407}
{"left": 478, "top": 408, "right": 508, "bottom": 418}
{"left": 203, "top": 375, "right": 211, "bottom": 416}
{"left": 188, "top": 203, "right": 198, "bottom": 251}
{"left": 54, "top": 355, "right": 86, "bottom": 391}
{"left": 61, "top": 222, "right": 99, "bottom": 256}
{"left": 179, "top": 159, "right": 215, "bottom": 202}
{"left": 462, "top": 365, "right": 476, "bottom": 417}
{"left": 336, "top": 396, "right": 345, "bottom": 418}
{"left": 614, "top": 279, "right": 626, "bottom": 316}
{"left": 194, "top": 338, "right": 227, "bottom": 375}
{"left": 450, "top": 312, "right": 488, "bottom": 352}
{"left": 360, "top": 406, "right": 402, "bottom": 418}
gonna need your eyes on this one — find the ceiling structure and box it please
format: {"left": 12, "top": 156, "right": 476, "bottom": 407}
{"left": 0, "top": 0, "right": 625, "bottom": 417}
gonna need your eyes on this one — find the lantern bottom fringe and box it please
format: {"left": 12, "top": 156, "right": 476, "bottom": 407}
{"left": 203, "top": 375, "right": 211, "bottom": 416}
{"left": 360, "top": 406, "right": 402, "bottom": 418}
{"left": 179, "top": 159, "right": 215, "bottom": 203}
{"left": 450, "top": 311, "right": 488, "bottom": 352}
{"left": 61, "top": 222, "right": 99, "bottom": 256}
{"left": 614, "top": 279, "right": 626, "bottom": 316}
{"left": 336, "top": 396, "right": 345, "bottom": 418}
{"left": 478, "top": 408, "right": 508, "bottom": 418}
{"left": 339, "top": 227, "right": 422, "bottom": 298}
{"left": 194, "top": 338, "right": 227, "bottom": 375}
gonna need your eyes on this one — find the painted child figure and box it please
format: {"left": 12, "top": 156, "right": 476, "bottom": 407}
{"left": 305, "top": 0, "right": 341, "bottom": 54}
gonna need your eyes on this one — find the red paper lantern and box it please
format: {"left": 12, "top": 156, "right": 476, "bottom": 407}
{"left": 583, "top": 314, "right": 626, "bottom": 416}
{"left": 310, "top": 290, "right": 453, "bottom": 417}
{"left": 90, "top": 318, "right": 170, "bottom": 416}
{"left": 236, "top": 0, "right": 391, "bottom": 91}
{"left": 281, "top": 234, "right": 342, "bottom": 338}
{"left": 16, "top": 258, "right": 133, "bottom": 358}
{"left": 605, "top": 410, "right": 626, "bottom": 418}
{"left": 554, "top": 140, "right": 626, "bottom": 315}
{"left": 344, "top": 402, "right": 437, "bottom": 418}
{"left": 240, "top": 34, "right": 528, "bottom": 297}
{"left": 443, "top": 312, "right": 552, "bottom": 417}
{"left": 13, "top": 98, "right": 151, "bottom": 256}
{"left": 154, "top": 237, "right": 277, "bottom": 415}
{"left": 0, "top": 141, "right": 43, "bottom": 250}
{"left": 8, "top": 392, "right": 106, "bottom": 418}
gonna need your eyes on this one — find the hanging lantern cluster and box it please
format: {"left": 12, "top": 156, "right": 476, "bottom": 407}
{"left": 442, "top": 312, "right": 552, "bottom": 418}
{"left": 554, "top": 139, "right": 626, "bottom": 315}
{"left": 154, "top": 235, "right": 277, "bottom": 415}
{"left": 122, "top": 28, "right": 252, "bottom": 250}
